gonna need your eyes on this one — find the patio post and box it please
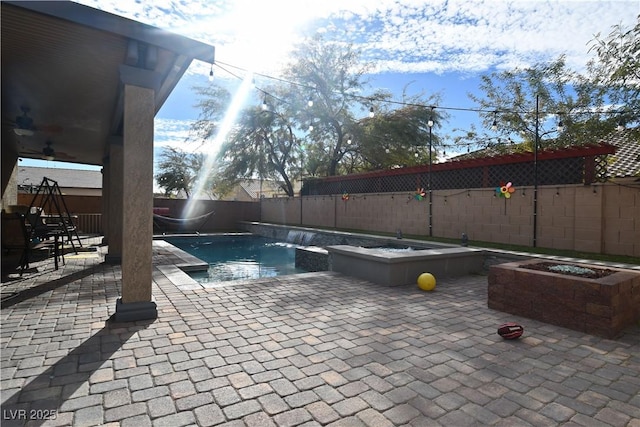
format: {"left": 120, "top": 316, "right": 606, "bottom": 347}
{"left": 105, "top": 138, "right": 123, "bottom": 263}
{"left": 113, "top": 65, "right": 160, "bottom": 322}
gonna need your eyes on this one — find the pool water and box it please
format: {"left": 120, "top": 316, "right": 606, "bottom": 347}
{"left": 164, "top": 235, "right": 307, "bottom": 284}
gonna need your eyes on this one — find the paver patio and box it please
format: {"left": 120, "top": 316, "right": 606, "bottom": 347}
{"left": 1, "top": 237, "right": 639, "bottom": 426}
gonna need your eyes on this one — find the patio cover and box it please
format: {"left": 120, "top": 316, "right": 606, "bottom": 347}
{"left": 1, "top": 1, "right": 215, "bottom": 321}
{"left": 1, "top": 0, "right": 214, "bottom": 172}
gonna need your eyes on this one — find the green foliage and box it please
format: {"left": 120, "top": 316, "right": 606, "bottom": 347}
{"left": 187, "top": 18, "right": 639, "bottom": 192}
{"left": 215, "top": 105, "right": 300, "bottom": 196}
{"left": 190, "top": 34, "right": 445, "bottom": 191}
{"left": 588, "top": 15, "right": 640, "bottom": 127}
{"left": 460, "top": 17, "right": 639, "bottom": 151}
{"left": 281, "top": 34, "right": 373, "bottom": 176}
{"left": 190, "top": 85, "right": 232, "bottom": 144}
{"left": 155, "top": 147, "right": 209, "bottom": 198}
{"left": 353, "top": 99, "right": 447, "bottom": 170}
{"left": 465, "top": 56, "right": 617, "bottom": 149}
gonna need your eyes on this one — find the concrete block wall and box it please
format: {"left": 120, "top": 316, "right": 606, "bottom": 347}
{"left": 260, "top": 182, "right": 640, "bottom": 257}
{"left": 335, "top": 193, "right": 427, "bottom": 236}
{"left": 302, "top": 196, "right": 335, "bottom": 228}
{"left": 602, "top": 184, "right": 639, "bottom": 256}
{"left": 150, "top": 198, "right": 260, "bottom": 232}
{"left": 261, "top": 197, "right": 300, "bottom": 225}
{"left": 572, "top": 186, "right": 604, "bottom": 253}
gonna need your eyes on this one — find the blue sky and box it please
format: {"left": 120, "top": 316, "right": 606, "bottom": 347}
{"left": 25, "top": 0, "right": 638, "bottom": 173}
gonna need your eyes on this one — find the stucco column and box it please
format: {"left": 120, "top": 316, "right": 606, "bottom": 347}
{"left": 113, "top": 66, "right": 159, "bottom": 322}
{"left": 105, "top": 138, "right": 123, "bottom": 263}
{"left": 1, "top": 151, "right": 18, "bottom": 210}
{"left": 101, "top": 156, "right": 110, "bottom": 245}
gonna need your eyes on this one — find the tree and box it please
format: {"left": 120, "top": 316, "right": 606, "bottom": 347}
{"left": 156, "top": 147, "right": 193, "bottom": 198}
{"left": 281, "top": 34, "right": 390, "bottom": 176}
{"left": 461, "top": 18, "right": 639, "bottom": 152}
{"left": 588, "top": 15, "right": 640, "bottom": 128}
{"left": 215, "top": 103, "right": 300, "bottom": 197}
{"left": 280, "top": 35, "right": 448, "bottom": 175}
{"left": 189, "top": 84, "right": 232, "bottom": 145}
{"left": 351, "top": 97, "right": 447, "bottom": 171}
{"left": 191, "top": 35, "right": 447, "bottom": 193}
{"left": 463, "top": 56, "right": 623, "bottom": 151}
{"left": 155, "top": 147, "right": 209, "bottom": 198}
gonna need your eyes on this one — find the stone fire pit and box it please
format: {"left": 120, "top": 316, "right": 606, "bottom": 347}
{"left": 488, "top": 259, "right": 640, "bottom": 339}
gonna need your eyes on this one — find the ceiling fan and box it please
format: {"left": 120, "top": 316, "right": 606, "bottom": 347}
{"left": 7, "top": 106, "right": 63, "bottom": 136}
{"left": 20, "top": 139, "right": 75, "bottom": 161}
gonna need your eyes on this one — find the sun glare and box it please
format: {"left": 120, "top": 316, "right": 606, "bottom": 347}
{"left": 187, "top": 0, "right": 353, "bottom": 73}
{"left": 183, "top": 72, "right": 255, "bottom": 217}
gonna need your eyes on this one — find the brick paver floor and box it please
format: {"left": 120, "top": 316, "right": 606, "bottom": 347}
{"left": 1, "top": 237, "right": 639, "bottom": 426}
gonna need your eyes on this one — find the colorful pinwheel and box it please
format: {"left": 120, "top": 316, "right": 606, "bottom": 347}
{"left": 341, "top": 193, "right": 350, "bottom": 201}
{"left": 414, "top": 188, "right": 427, "bottom": 200}
{"left": 495, "top": 181, "right": 516, "bottom": 198}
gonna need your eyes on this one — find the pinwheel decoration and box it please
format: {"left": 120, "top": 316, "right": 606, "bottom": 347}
{"left": 341, "top": 193, "right": 350, "bottom": 201}
{"left": 414, "top": 188, "right": 427, "bottom": 201}
{"left": 495, "top": 181, "right": 516, "bottom": 198}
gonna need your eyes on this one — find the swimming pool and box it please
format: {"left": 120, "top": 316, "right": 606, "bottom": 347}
{"left": 164, "top": 234, "right": 307, "bottom": 284}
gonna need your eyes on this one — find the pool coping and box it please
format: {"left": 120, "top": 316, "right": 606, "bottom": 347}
{"left": 152, "top": 239, "right": 209, "bottom": 272}
{"left": 153, "top": 234, "right": 329, "bottom": 291}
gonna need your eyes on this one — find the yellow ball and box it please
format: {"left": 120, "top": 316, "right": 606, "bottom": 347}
{"left": 417, "top": 273, "right": 436, "bottom": 291}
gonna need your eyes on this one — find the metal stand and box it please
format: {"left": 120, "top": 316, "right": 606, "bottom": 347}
{"left": 27, "top": 177, "right": 82, "bottom": 253}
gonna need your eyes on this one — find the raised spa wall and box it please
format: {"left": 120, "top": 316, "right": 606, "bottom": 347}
{"left": 240, "top": 222, "right": 485, "bottom": 286}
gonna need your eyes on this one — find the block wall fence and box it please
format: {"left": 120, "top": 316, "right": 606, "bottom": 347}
{"left": 16, "top": 195, "right": 260, "bottom": 234}
{"left": 15, "top": 182, "right": 639, "bottom": 257}
{"left": 260, "top": 182, "right": 640, "bottom": 258}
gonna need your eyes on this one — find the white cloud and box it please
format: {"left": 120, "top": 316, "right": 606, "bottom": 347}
{"left": 75, "top": 0, "right": 637, "bottom": 153}
{"left": 74, "top": 0, "right": 637, "bottom": 77}
{"left": 153, "top": 118, "right": 194, "bottom": 149}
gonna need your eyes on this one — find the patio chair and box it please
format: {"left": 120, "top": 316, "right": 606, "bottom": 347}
{"left": 1, "top": 211, "right": 46, "bottom": 275}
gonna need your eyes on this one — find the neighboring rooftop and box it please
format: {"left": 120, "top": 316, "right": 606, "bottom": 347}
{"left": 606, "top": 129, "right": 640, "bottom": 178}
{"left": 239, "top": 179, "right": 295, "bottom": 198}
{"left": 448, "top": 128, "right": 639, "bottom": 179}
{"left": 18, "top": 166, "right": 102, "bottom": 189}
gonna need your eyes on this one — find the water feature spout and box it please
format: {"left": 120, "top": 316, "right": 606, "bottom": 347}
{"left": 286, "top": 230, "right": 316, "bottom": 246}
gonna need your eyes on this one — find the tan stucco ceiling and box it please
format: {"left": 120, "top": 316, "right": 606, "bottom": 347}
{"left": 1, "top": 1, "right": 214, "bottom": 166}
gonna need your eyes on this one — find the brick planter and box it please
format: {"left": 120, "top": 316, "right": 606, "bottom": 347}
{"left": 488, "top": 259, "right": 640, "bottom": 338}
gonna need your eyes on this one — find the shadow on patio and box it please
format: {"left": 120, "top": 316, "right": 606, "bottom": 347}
{"left": 1, "top": 318, "right": 154, "bottom": 427}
